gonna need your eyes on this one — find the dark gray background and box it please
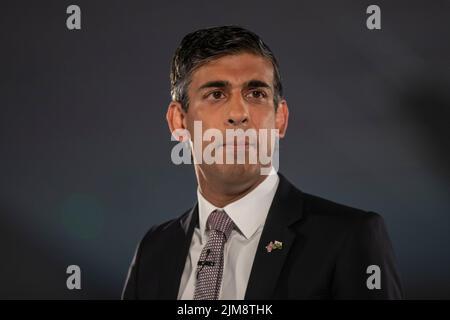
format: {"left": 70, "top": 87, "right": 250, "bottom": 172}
{"left": 1, "top": 0, "right": 449, "bottom": 299}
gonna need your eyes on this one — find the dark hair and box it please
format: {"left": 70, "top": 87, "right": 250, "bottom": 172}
{"left": 170, "top": 25, "right": 283, "bottom": 111}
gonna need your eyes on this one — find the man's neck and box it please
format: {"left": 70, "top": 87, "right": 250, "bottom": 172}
{"left": 196, "top": 171, "right": 268, "bottom": 208}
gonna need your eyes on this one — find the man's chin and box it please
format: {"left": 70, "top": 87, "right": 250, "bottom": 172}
{"left": 209, "top": 163, "right": 263, "bottom": 184}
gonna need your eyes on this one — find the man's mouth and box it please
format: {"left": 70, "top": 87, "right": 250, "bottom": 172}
{"left": 222, "top": 141, "right": 256, "bottom": 148}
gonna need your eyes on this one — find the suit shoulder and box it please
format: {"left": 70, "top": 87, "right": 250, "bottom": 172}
{"left": 139, "top": 207, "right": 193, "bottom": 248}
{"left": 301, "top": 191, "right": 383, "bottom": 227}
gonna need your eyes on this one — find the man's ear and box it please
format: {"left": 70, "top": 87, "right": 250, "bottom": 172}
{"left": 275, "top": 99, "right": 289, "bottom": 138}
{"left": 166, "top": 101, "right": 187, "bottom": 140}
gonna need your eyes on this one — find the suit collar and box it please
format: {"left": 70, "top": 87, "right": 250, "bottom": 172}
{"left": 158, "top": 204, "right": 198, "bottom": 299}
{"left": 180, "top": 204, "right": 197, "bottom": 235}
{"left": 244, "top": 173, "right": 304, "bottom": 299}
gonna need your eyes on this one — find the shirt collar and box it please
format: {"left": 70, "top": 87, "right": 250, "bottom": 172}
{"left": 197, "top": 168, "right": 279, "bottom": 244}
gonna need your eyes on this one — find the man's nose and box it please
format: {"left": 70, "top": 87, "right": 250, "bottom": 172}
{"left": 226, "top": 94, "right": 249, "bottom": 126}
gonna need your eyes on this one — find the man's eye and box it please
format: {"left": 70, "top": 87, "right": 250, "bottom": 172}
{"left": 207, "top": 91, "right": 225, "bottom": 100}
{"left": 247, "top": 90, "right": 267, "bottom": 99}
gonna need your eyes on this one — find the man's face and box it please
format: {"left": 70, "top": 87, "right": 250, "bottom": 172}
{"left": 175, "top": 52, "right": 288, "bottom": 187}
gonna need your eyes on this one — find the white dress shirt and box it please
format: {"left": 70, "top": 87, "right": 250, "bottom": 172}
{"left": 177, "top": 169, "right": 280, "bottom": 300}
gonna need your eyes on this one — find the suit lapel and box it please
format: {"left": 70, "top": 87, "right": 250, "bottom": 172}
{"left": 245, "top": 174, "right": 304, "bottom": 299}
{"left": 158, "top": 204, "right": 199, "bottom": 299}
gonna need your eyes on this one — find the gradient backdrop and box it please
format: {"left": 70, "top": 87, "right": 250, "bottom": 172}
{"left": 1, "top": 0, "right": 449, "bottom": 299}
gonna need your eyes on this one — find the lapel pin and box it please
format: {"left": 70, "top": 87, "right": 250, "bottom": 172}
{"left": 265, "top": 240, "right": 283, "bottom": 253}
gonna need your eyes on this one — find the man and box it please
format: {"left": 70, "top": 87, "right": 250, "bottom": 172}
{"left": 122, "top": 25, "right": 403, "bottom": 299}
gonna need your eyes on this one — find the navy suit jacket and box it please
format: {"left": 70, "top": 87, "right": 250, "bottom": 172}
{"left": 122, "top": 174, "right": 403, "bottom": 299}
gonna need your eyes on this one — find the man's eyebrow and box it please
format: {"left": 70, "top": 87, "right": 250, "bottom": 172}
{"left": 197, "top": 80, "right": 273, "bottom": 92}
{"left": 197, "top": 81, "right": 230, "bottom": 91}
{"left": 243, "top": 80, "right": 272, "bottom": 91}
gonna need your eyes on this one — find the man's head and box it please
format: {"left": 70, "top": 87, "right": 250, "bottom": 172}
{"left": 170, "top": 25, "right": 284, "bottom": 112}
{"left": 167, "top": 26, "right": 289, "bottom": 194}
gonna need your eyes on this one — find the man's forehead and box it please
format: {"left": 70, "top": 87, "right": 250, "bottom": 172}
{"left": 190, "top": 53, "right": 274, "bottom": 88}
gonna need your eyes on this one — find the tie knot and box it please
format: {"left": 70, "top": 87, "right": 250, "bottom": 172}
{"left": 207, "top": 209, "right": 234, "bottom": 240}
